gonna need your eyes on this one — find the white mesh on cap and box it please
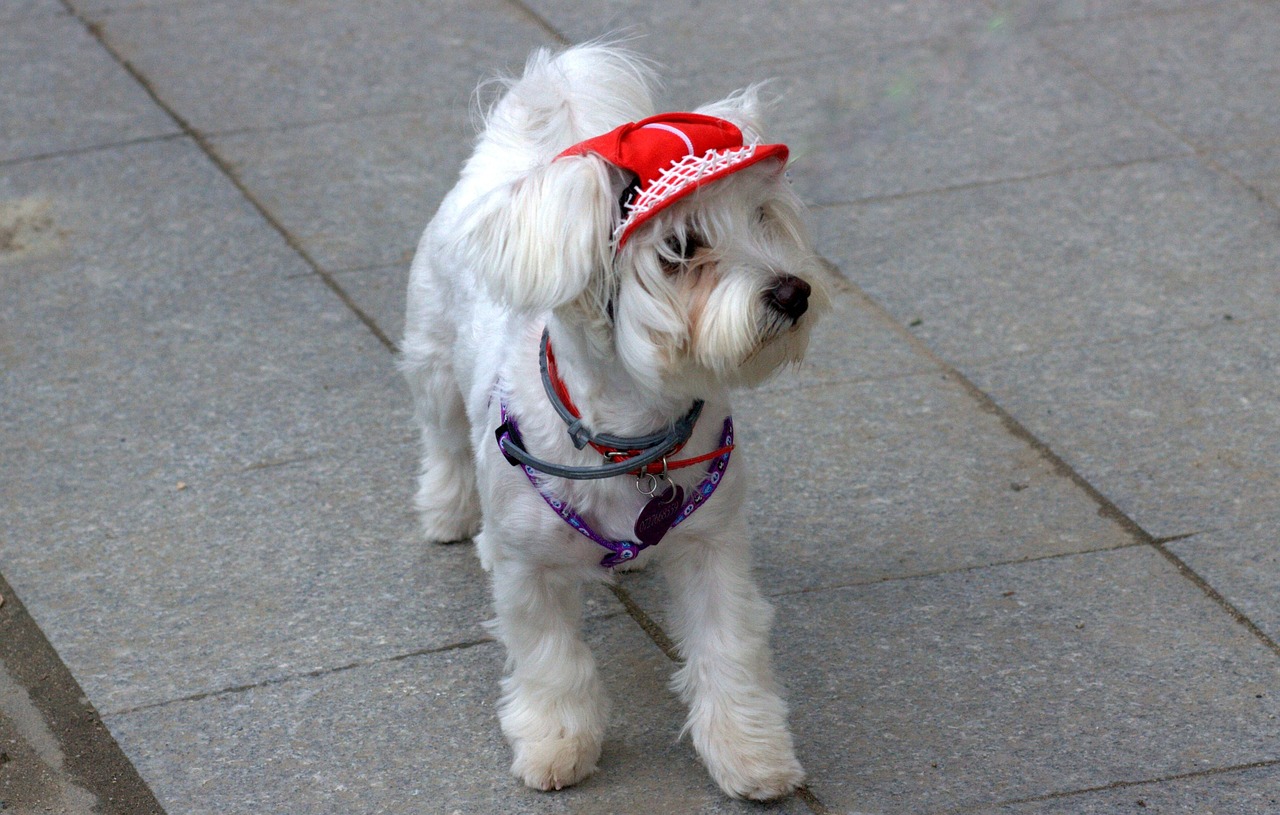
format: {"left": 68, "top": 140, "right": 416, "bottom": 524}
{"left": 615, "top": 144, "right": 761, "bottom": 241}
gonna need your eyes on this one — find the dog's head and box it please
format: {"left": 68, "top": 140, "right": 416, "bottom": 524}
{"left": 458, "top": 92, "right": 827, "bottom": 397}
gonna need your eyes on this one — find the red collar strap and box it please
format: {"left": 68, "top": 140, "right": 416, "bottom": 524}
{"left": 555, "top": 112, "right": 789, "bottom": 247}
{"left": 544, "top": 338, "right": 734, "bottom": 475}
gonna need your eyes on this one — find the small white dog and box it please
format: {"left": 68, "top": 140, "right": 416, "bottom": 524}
{"left": 400, "top": 44, "right": 825, "bottom": 800}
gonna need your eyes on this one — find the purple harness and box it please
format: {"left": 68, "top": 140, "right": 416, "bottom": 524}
{"left": 497, "top": 401, "right": 733, "bottom": 568}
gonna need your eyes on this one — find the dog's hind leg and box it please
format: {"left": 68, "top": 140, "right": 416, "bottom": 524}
{"left": 488, "top": 558, "right": 607, "bottom": 791}
{"left": 400, "top": 272, "right": 482, "bottom": 543}
{"left": 662, "top": 525, "right": 805, "bottom": 801}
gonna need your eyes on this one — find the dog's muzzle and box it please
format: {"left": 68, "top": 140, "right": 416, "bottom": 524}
{"left": 764, "top": 275, "right": 811, "bottom": 322}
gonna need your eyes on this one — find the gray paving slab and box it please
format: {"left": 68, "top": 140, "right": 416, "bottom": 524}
{"left": 86, "top": 0, "right": 552, "bottom": 134}
{"left": 615, "top": 367, "right": 1136, "bottom": 606}
{"left": 772, "top": 547, "right": 1280, "bottom": 814}
{"left": 67, "top": 0, "right": 187, "bottom": 11}
{"left": 105, "top": 613, "right": 808, "bottom": 815}
{"left": 0, "top": 138, "right": 495, "bottom": 713}
{"left": 813, "top": 157, "right": 1280, "bottom": 364}
{"left": 0, "top": 11, "right": 177, "bottom": 163}
{"left": 1043, "top": 3, "right": 1280, "bottom": 150}
{"left": 0, "top": 0, "right": 64, "bottom": 22}
{"left": 972, "top": 762, "right": 1280, "bottom": 813}
{"left": 4, "top": 444, "right": 497, "bottom": 715}
{"left": 210, "top": 108, "right": 474, "bottom": 273}
{"left": 1169, "top": 520, "right": 1280, "bottom": 646}
{"left": 6, "top": 1, "right": 1280, "bottom": 812}
{"left": 760, "top": 31, "right": 1188, "bottom": 206}
{"left": 988, "top": 0, "right": 1226, "bottom": 28}
{"left": 0, "top": 138, "right": 402, "bottom": 496}
{"left": 963, "top": 315, "right": 1280, "bottom": 541}
{"left": 523, "top": 0, "right": 990, "bottom": 69}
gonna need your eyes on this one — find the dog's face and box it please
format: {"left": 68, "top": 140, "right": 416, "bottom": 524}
{"left": 459, "top": 99, "right": 826, "bottom": 399}
{"left": 611, "top": 164, "right": 826, "bottom": 397}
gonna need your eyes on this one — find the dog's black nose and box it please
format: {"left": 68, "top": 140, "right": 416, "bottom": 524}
{"left": 765, "top": 275, "right": 811, "bottom": 320}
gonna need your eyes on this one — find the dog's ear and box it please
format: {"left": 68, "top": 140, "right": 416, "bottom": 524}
{"left": 456, "top": 154, "right": 615, "bottom": 313}
{"left": 695, "top": 84, "right": 769, "bottom": 144}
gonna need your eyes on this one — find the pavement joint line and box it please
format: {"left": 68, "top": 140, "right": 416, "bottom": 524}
{"left": 910, "top": 310, "right": 1280, "bottom": 374}
{"left": 0, "top": 132, "right": 186, "bottom": 169}
{"left": 60, "top": 0, "right": 399, "bottom": 355}
{"left": 501, "top": 0, "right": 571, "bottom": 45}
{"left": 752, "top": 15, "right": 1023, "bottom": 72}
{"left": 978, "top": 0, "right": 1241, "bottom": 31}
{"left": 939, "top": 756, "right": 1280, "bottom": 813}
{"left": 1037, "top": 30, "right": 1280, "bottom": 219}
{"left": 768, "top": 540, "right": 1149, "bottom": 600}
{"left": 1194, "top": 148, "right": 1280, "bottom": 218}
{"left": 793, "top": 785, "right": 838, "bottom": 815}
{"left": 324, "top": 260, "right": 413, "bottom": 277}
{"left": 805, "top": 151, "right": 1194, "bottom": 212}
{"left": 1148, "top": 540, "right": 1280, "bottom": 659}
{"left": 747, "top": 366, "right": 952, "bottom": 399}
{"left": 1151, "top": 531, "right": 1207, "bottom": 546}
{"left": 283, "top": 258, "right": 415, "bottom": 281}
{"left": 605, "top": 582, "right": 681, "bottom": 663}
{"left": 835, "top": 272, "right": 1280, "bottom": 663}
{"left": 236, "top": 453, "right": 323, "bottom": 473}
{"left": 190, "top": 106, "right": 468, "bottom": 143}
{"left": 104, "top": 637, "right": 496, "bottom": 718}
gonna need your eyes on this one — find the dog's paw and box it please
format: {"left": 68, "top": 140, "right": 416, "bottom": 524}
{"left": 511, "top": 732, "right": 602, "bottom": 791}
{"left": 702, "top": 736, "right": 805, "bottom": 801}
{"left": 686, "top": 698, "right": 805, "bottom": 801}
{"left": 414, "top": 470, "right": 482, "bottom": 543}
{"left": 417, "top": 506, "right": 481, "bottom": 544}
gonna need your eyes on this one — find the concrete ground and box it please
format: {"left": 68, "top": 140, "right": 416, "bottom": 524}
{"left": 2, "top": 1, "right": 1279, "bottom": 813}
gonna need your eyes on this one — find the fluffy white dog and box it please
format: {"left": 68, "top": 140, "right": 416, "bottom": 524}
{"left": 400, "top": 43, "right": 826, "bottom": 800}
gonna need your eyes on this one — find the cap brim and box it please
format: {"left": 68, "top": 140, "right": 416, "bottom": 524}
{"left": 616, "top": 142, "right": 789, "bottom": 246}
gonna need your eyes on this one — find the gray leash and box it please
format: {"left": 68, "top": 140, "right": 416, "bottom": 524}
{"left": 494, "top": 330, "right": 703, "bottom": 480}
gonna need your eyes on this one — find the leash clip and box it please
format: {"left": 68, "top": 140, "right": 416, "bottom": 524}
{"left": 634, "top": 457, "right": 670, "bottom": 497}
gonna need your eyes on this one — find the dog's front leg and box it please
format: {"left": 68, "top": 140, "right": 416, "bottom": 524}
{"left": 489, "top": 558, "right": 607, "bottom": 791}
{"left": 664, "top": 531, "right": 805, "bottom": 800}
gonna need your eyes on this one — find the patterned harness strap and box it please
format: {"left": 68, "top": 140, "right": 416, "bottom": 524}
{"left": 498, "top": 401, "right": 734, "bottom": 568}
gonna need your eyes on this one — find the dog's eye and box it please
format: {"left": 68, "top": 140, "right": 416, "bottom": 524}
{"left": 662, "top": 234, "right": 704, "bottom": 273}
{"left": 755, "top": 206, "right": 768, "bottom": 224}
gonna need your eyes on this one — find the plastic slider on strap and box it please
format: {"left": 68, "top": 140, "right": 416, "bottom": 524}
{"left": 495, "top": 421, "right": 522, "bottom": 467}
{"left": 565, "top": 418, "right": 592, "bottom": 450}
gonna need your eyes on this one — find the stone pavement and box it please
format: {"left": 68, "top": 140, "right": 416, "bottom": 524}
{"left": 2, "top": 1, "right": 1278, "bottom": 813}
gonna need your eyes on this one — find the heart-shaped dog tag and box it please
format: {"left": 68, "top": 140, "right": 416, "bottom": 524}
{"left": 633, "top": 485, "right": 685, "bottom": 549}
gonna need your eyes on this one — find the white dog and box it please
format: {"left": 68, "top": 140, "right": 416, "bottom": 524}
{"left": 400, "top": 43, "right": 826, "bottom": 801}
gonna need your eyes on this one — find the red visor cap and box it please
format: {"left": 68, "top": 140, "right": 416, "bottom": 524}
{"left": 556, "top": 112, "right": 789, "bottom": 247}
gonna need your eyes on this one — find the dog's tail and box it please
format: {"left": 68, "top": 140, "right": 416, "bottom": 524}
{"left": 480, "top": 42, "right": 658, "bottom": 161}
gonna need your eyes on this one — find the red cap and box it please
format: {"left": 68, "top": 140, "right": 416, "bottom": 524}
{"left": 557, "top": 112, "right": 789, "bottom": 247}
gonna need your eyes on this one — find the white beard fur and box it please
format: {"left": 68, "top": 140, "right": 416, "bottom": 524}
{"left": 400, "top": 42, "right": 827, "bottom": 801}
